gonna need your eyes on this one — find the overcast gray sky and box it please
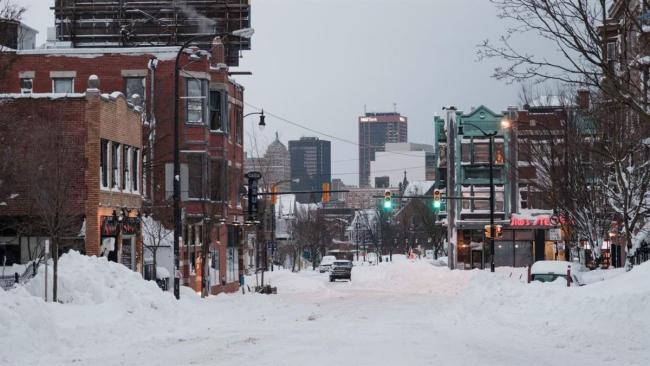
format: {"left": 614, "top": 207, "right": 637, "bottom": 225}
{"left": 21, "top": 0, "right": 551, "bottom": 186}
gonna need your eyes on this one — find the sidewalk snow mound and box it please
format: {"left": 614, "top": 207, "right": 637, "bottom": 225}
{"left": 23, "top": 251, "right": 176, "bottom": 312}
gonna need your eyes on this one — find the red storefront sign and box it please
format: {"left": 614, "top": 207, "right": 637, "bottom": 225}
{"left": 510, "top": 215, "right": 561, "bottom": 227}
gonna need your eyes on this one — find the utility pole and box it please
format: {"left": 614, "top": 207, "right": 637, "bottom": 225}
{"left": 445, "top": 107, "right": 457, "bottom": 270}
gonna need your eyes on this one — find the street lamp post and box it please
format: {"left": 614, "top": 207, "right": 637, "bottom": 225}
{"left": 173, "top": 28, "right": 254, "bottom": 300}
{"left": 458, "top": 121, "right": 508, "bottom": 273}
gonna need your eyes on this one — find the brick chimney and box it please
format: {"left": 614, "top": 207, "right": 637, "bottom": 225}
{"left": 577, "top": 89, "right": 590, "bottom": 110}
{"left": 211, "top": 36, "right": 226, "bottom": 68}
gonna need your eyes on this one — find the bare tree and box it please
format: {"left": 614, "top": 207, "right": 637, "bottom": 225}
{"left": 410, "top": 199, "right": 447, "bottom": 259}
{"left": 591, "top": 99, "right": 650, "bottom": 268}
{"left": 21, "top": 106, "right": 82, "bottom": 302}
{"left": 479, "top": 0, "right": 650, "bottom": 122}
{"left": 141, "top": 202, "right": 173, "bottom": 285}
{"left": 520, "top": 90, "right": 614, "bottom": 262}
{"left": 293, "top": 204, "right": 330, "bottom": 270}
{"left": 0, "top": 0, "right": 26, "bottom": 82}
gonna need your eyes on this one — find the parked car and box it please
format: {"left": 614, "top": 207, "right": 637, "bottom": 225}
{"left": 530, "top": 260, "right": 585, "bottom": 286}
{"left": 329, "top": 260, "right": 352, "bottom": 282}
{"left": 318, "top": 255, "right": 337, "bottom": 273}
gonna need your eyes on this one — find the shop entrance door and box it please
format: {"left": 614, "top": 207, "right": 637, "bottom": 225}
{"left": 121, "top": 236, "right": 135, "bottom": 270}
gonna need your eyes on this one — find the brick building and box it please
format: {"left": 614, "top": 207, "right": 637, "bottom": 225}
{"left": 0, "top": 37, "right": 247, "bottom": 294}
{"left": 0, "top": 76, "right": 144, "bottom": 271}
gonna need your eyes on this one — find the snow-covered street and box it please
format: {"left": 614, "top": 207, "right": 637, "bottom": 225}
{"left": 1, "top": 253, "right": 648, "bottom": 366}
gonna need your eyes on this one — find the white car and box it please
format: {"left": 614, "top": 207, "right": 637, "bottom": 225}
{"left": 530, "top": 260, "right": 586, "bottom": 286}
{"left": 318, "top": 255, "right": 337, "bottom": 273}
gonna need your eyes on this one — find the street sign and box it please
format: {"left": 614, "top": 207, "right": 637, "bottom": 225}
{"left": 245, "top": 171, "right": 262, "bottom": 180}
{"left": 549, "top": 228, "right": 562, "bottom": 241}
{"left": 267, "top": 240, "right": 274, "bottom": 250}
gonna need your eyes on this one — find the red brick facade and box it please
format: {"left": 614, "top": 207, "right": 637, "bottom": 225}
{"left": 0, "top": 40, "right": 246, "bottom": 294}
{"left": 0, "top": 84, "right": 144, "bottom": 270}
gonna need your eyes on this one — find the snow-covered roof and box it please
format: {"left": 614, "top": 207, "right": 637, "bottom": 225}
{"left": 348, "top": 209, "right": 378, "bottom": 231}
{"left": 0, "top": 93, "right": 86, "bottom": 100}
{"left": 275, "top": 194, "right": 296, "bottom": 218}
{"left": 511, "top": 209, "right": 554, "bottom": 220}
{"left": 529, "top": 95, "right": 574, "bottom": 108}
{"left": 403, "top": 181, "right": 435, "bottom": 196}
{"left": 16, "top": 46, "right": 181, "bottom": 61}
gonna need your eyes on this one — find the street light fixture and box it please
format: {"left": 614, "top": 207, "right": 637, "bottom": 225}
{"left": 244, "top": 110, "right": 266, "bottom": 131}
{"left": 172, "top": 28, "right": 255, "bottom": 300}
{"left": 457, "top": 119, "right": 510, "bottom": 273}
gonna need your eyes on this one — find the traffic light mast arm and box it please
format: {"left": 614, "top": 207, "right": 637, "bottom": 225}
{"left": 372, "top": 195, "right": 489, "bottom": 200}
{"left": 258, "top": 190, "right": 349, "bottom": 195}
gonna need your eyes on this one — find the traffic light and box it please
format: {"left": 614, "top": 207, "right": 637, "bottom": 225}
{"left": 495, "top": 225, "right": 503, "bottom": 239}
{"left": 383, "top": 190, "right": 392, "bottom": 210}
{"left": 433, "top": 189, "right": 442, "bottom": 209}
{"left": 271, "top": 185, "right": 278, "bottom": 205}
{"left": 322, "top": 182, "right": 330, "bottom": 203}
{"left": 484, "top": 224, "right": 492, "bottom": 238}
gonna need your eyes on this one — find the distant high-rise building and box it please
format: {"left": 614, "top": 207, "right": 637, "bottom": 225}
{"left": 358, "top": 112, "right": 408, "bottom": 187}
{"left": 370, "top": 142, "right": 435, "bottom": 187}
{"left": 289, "top": 137, "right": 331, "bottom": 203}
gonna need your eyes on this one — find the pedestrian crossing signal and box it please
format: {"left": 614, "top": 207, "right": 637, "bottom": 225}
{"left": 484, "top": 224, "right": 503, "bottom": 239}
{"left": 383, "top": 190, "right": 392, "bottom": 210}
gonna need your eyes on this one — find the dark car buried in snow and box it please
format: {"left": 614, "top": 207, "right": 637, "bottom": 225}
{"left": 329, "top": 260, "right": 352, "bottom": 282}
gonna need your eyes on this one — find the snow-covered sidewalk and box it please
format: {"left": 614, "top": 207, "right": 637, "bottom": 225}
{"left": 1, "top": 252, "right": 648, "bottom": 366}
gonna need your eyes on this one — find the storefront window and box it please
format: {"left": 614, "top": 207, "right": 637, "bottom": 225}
{"left": 227, "top": 247, "right": 239, "bottom": 283}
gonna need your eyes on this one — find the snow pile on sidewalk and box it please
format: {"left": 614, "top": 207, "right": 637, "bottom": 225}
{"left": 22, "top": 251, "right": 176, "bottom": 311}
{"left": 460, "top": 261, "right": 650, "bottom": 356}
{"left": 0, "top": 251, "right": 180, "bottom": 365}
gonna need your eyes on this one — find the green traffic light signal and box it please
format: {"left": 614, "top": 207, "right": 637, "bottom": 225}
{"left": 433, "top": 200, "right": 441, "bottom": 209}
{"left": 383, "top": 190, "right": 392, "bottom": 210}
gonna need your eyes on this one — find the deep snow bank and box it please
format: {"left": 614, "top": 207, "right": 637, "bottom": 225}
{"left": 0, "top": 252, "right": 181, "bottom": 364}
{"left": 22, "top": 251, "right": 177, "bottom": 310}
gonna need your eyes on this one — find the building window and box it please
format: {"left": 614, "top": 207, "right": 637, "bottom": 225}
{"left": 473, "top": 190, "right": 490, "bottom": 211}
{"left": 124, "top": 77, "right": 145, "bottom": 103}
{"left": 495, "top": 143, "right": 504, "bottom": 164}
{"left": 52, "top": 77, "right": 74, "bottom": 93}
{"left": 462, "top": 190, "right": 472, "bottom": 211}
{"left": 187, "top": 154, "right": 204, "bottom": 199}
{"left": 235, "top": 106, "right": 243, "bottom": 144}
{"left": 211, "top": 249, "right": 220, "bottom": 278}
{"left": 20, "top": 78, "right": 33, "bottom": 93}
{"left": 461, "top": 142, "right": 471, "bottom": 163}
{"left": 209, "top": 90, "right": 228, "bottom": 132}
{"left": 474, "top": 143, "right": 489, "bottom": 163}
{"left": 122, "top": 146, "right": 130, "bottom": 191}
{"left": 226, "top": 225, "right": 240, "bottom": 283}
{"left": 111, "top": 143, "right": 120, "bottom": 189}
{"left": 227, "top": 247, "right": 238, "bottom": 283}
{"left": 209, "top": 159, "right": 225, "bottom": 201}
{"left": 520, "top": 189, "right": 528, "bottom": 209}
{"left": 185, "top": 78, "right": 207, "bottom": 124}
{"left": 132, "top": 148, "right": 139, "bottom": 192}
{"left": 495, "top": 191, "right": 504, "bottom": 212}
{"left": 606, "top": 41, "right": 617, "bottom": 61}
{"left": 100, "top": 139, "right": 109, "bottom": 188}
